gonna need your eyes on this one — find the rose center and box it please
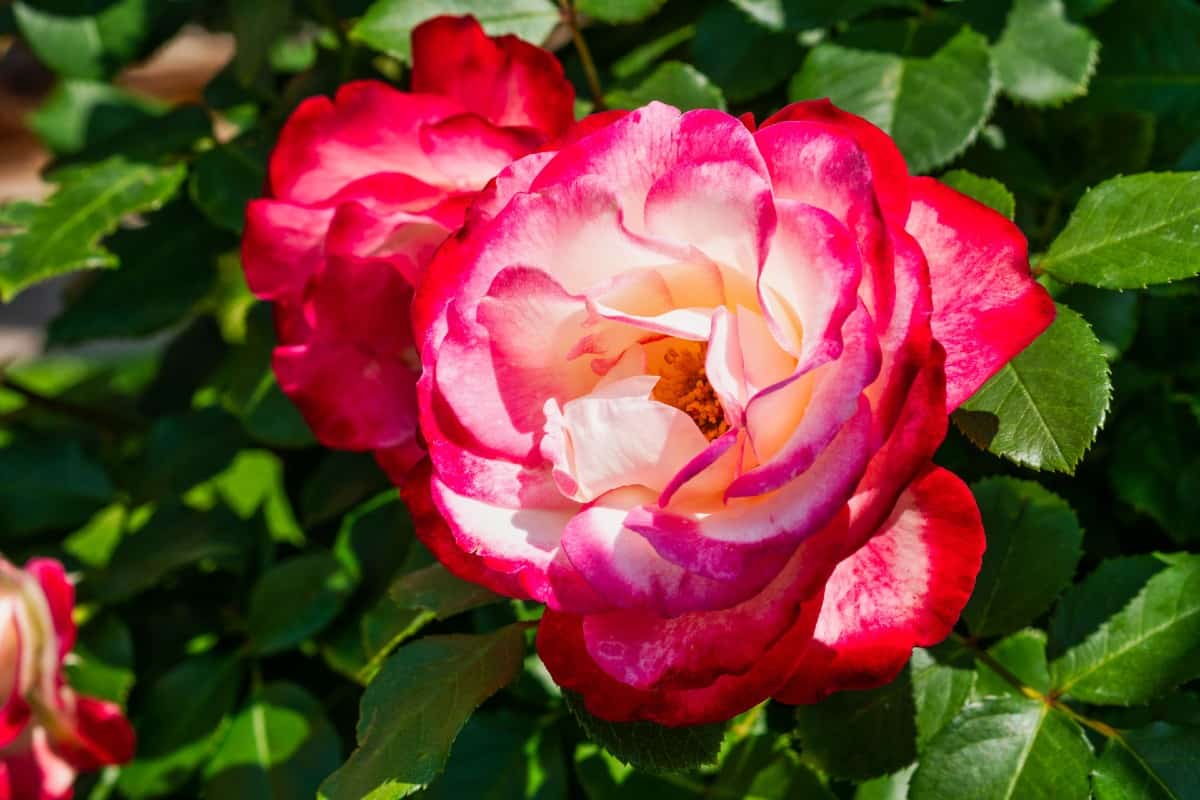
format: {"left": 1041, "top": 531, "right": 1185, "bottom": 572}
{"left": 652, "top": 345, "right": 729, "bottom": 441}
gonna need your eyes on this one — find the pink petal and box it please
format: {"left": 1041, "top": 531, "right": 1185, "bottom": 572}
{"left": 776, "top": 465, "right": 983, "bottom": 703}
{"left": 560, "top": 487, "right": 758, "bottom": 616}
{"left": 762, "top": 99, "right": 911, "bottom": 225}
{"left": 241, "top": 200, "right": 333, "bottom": 302}
{"left": 626, "top": 401, "right": 873, "bottom": 587}
{"left": 545, "top": 376, "right": 710, "bottom": 502}
{"left": 642, "top": 159, "right": 776, "bottom": 278}
{"left": 733, "top": 304, "right": 881, "bottom": 498}
{"left": 268, "top": 82, "right": 464, "bottom": 204}
{"left": 410, "top": 15, "right": 575, "bottom": 137}
{"left": 905, "top": 177, "right": 1056, "bottom": 410}
{"left": 24, "top": 560, "right": 73, "bottom": 665}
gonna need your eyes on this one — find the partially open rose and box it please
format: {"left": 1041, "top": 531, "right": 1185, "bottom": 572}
{"left": 0, "top": 558, "right": 134, "bottom": 799}
{"left": 411, "top": 101, "right": 1055, "bottom": 725}
{"left": 242, "top": 15, "right": 575, "bottom": 474}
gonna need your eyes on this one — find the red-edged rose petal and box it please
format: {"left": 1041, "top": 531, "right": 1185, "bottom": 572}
{"left": 411, "top": 15, "right": 575, "bottom": 138}
{"left": 905, "top": 176, "right": 1056, "bottom": 410}
{"left": 776, "top": 465, "right": 983, "bottom": 703}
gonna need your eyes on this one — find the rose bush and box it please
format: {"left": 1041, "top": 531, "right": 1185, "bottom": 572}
{"left": 412, "top": 100, "right": 1055, "bottom": 724}
{"left": 241, "top": 14, "right": 576, "bottom": 476}
{"left": 0, "top": 559, "right": 134, "bottom": 799}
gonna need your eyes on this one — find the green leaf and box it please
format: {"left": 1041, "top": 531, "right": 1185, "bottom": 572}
{"left": 855, "top": 766, "right": 916, "bottom": 800}
{"left": 333, "top": 493, "right": 416, "bottom": 596}
{"left": 789, "top": 28, "right": 996, "bottom": 173}
{"left": 12, "top": 0, "right": 164, "bottom": 79}
{"left": 710, "top": 734, "right": 835, "bottom": 800}
{"left": 992, "top": 0, "right": 1098, "bottom": 106}
{"left": 911, "top": 644, "right": 976, "bottom": 749}
{"left": 573, "top": 742, "right": 702, "bottom": 799}
{"left": 217, "top": 303, "right": 316, "bottom": 448}
{"left": 1056, "top": 285, "right": 1139, "bottom": 359}
{"left": 1040, "top": 173, "right": 1200, "bottom": 289}
{"left": 416, "top": 711, "right": 567, "bottom": 800}
{"left": 605, "top": 61, "right": 726, "bottom": 111}
{"left": 974, "top": 629, "right": 1053, "bottom": 698}
{"left": 318, "top": 625, "right": 527, "bottom": 799}
{"left": 910, "top": 697, "right": 1093, "bottom": 800}
{"left": 612, "top": 25, "right": 697, "bottom": 80}
{"left": 1050, "top": 554, "right": 1200, "bottom": 705}
{"left": 564, "top": 691, "right": 724, "bottom": 773}
{"left": 0, "top": 157, "right": 187, "bottom": 301}
{"left": 189, "top": 133, "right": 270, "bottom": 234}
{"left": 577, "top": 0, "right": 665, "bottom": 24}
{"left": 232, "top": 0, "right": 293, "bottom": 85}
{"left": 82, "top": 503, "right": 254, "bottom": 604}
{"left": 47, "top": 201, "right": 221, "bottom": 345}
{"left": 118, "top": 653, "right": 245, "bottom": 799}
{"left": 0, "top": 436, "right": 114, "bottom": 536}
{"left": 389, "top": 563, "right": 503, "bottom": 620}
{"left": 192, "top": 450, "right": 303, "bottom": 546}
{"left": 1108, "top": 391, "right": 1200, "bottom": 544}
{"left": 1048, "top": 556, "right": 1168, "bottom": 660}
{"left": 794, "top": 669, "right": 916, "bottom": 780}
{"left": 729, "top": 0, "right": 911, "bottom": 31}
{"left": 346, "top": 562, "right": 500, "bottom": 683}
{"left": 1093, "top": 723, "right": 1200, "bottom": 800}
{"left": 27, "top": 79, "right": 162, "bottom": 155}
{"left": 204, "top": 682, "right": 342, "bottom": 800}
{"left": 65, "top": 614, "right": 135, "bottom": 704}
{"left": 963, "top": 478, "right": 1083, "bottom": 637}
{"left": 130, "top": 407, "right": 247, "bottom": 500}
{"left": 954, "top": 304, "right": 1110, "bottom": 473}
{"left": 248, "top": 553, "right": 357, "bottom": 655}
{"left": 300, "top": 451, "right": 392, "bottom": 527}
{"left": 939, "top": 169, "right": 1015, "bottom": 219}
{"left": 351, "top": 0, "right": 559, "bottom": 62}
{"left": 693, "top": 3, "right": 804, "bottom": 103}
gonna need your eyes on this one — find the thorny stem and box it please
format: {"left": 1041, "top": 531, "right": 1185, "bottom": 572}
{"left": 558, "top": 0, "right": 606, "bottom": 110}
{"left": 949, "top": 632, "right": 1121, "bottom": 739}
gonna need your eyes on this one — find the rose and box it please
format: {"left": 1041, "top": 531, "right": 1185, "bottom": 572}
{"left": 410, "top": 100, "right": 1055, "bottom": 725}
{"left": 241, "top": 15, "right": 575, "bottom": 477}
{"left": 0, "top": 558, "right": 134, "bottom": 799}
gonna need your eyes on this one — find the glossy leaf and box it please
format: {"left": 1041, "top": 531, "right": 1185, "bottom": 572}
{"left": 565, "top": 691, "right": 726, "bottom": 773}
{"left": 794, "top": 670, "right": 916, "bottom": 780}
{"left": 1041, "top": 173, "right": 1200, "bottom": 289}
{"left": 0, "top": 157, "right": 187, "bottom": 301}
{"left": 790, "top": 28, "right": 996, "bottom": 173}
{"left": 992, "top": 0, "right": 1098, "bottom": 106}
{"left": 955, "top": 304, "right": 1110, "bottom": 473}
{"left": 910, "top": 697, "right": 1093, "bottom": 800}
{"left": 1093, "top": 723, "right": 1200, "bottom": 800}
{"left": 577, "top": 0, "right": 666, "bottom": 24}
{"left": 118, "top": 653, "right": 245, "bottom": 798}
{"left": 351, "top": 0, "right": 559, "bottom": 61}
{"left": 0, "top": 436, "right": 114, "bottom": 536}
{"left": 939, "top": 169, "right": 1016, "bottom": 219}
{"left": 964, "top": 478, "right": 1083, "bottom": 637}
{"left": 693, "top": 3, "right": 804, "bottom": 103}
{"left": 1050, "top": 554, "right": 1200, "bottom": 705}
{"left": 318, "top": 625, "right": 527, "bottom": 799}
{"left": 204, "top": 682, "right": 343, "bottom": 800}
{"left": 606, "top": 61, "right": 726, "bottom": 111}
{"left": 248, "top": 553, "right": 357, "bottom": 655}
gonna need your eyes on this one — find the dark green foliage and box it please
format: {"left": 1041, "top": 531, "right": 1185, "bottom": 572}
{"left": 4, "top": 0, "right": 1200, "bottom": 797}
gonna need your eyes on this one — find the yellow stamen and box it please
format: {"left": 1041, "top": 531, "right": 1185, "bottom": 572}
{"left": 652, "top": 346, "right": 730, "bottom": 441}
